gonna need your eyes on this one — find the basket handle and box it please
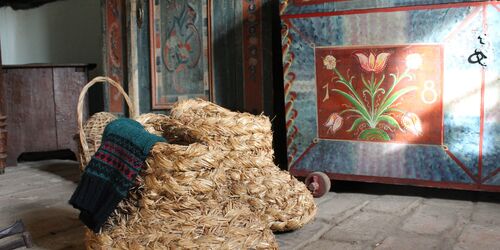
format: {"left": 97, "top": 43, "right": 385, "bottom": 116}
{"left": 77, "top": 76, "right": 136, "bottom": 154}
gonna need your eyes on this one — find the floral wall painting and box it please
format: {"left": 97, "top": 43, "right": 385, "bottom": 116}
{"left": 315, "top": 45, "right": 443, "bottom": 145}
{"left": 150, "top": 0, "right": 212, "bottom": 109}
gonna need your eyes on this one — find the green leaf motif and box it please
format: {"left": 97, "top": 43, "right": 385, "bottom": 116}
{"left": 347, "top": 117, "right": 366, "bottom": 132}
{"left": 359, "top": 128, "right": 391, "bottom": 141}
{"left": 376, "top": 86, "right": 417, "bottom": 118}
{"left": 333, "top": 89, "right": 371, "bottom": 121}
{"left": 378, "top": 115, "right": 402, "bottom": 130}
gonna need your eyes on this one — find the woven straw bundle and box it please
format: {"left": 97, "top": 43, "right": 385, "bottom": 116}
{"left": 169, "top": 99, "right": 317, "bottom": 232}
{"left": 86, "top": 138, "right": 278, "bottom": 249}
{"left": 170, "top": 99, "right": 274, "bottom": 153}
{"left": 77, "top": 78, "right": 315, "bottom": 248}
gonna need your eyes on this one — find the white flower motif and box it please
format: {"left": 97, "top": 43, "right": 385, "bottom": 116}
{"left": 323, "top": 55, "right": 337, "bottom": 70}
{"left": 405, "top": 53, "right": 423, "bottom": 70}
{"left": 401, "top": 112, "right": 423, "bottom": 136}
{"left": 324, "top": 113, "right": 343, "bottom": 134}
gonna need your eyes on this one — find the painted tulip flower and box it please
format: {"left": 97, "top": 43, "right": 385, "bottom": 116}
{"left": 324, "top": 113, "right": 343, "bottom": 134}
{"left": 354, "top": 52, "right": 391, "bottom": 73}
{"left": 401, "top": 112, "right": 423, "bottom": 136}
{"left": 323, "top": 55, "right": 337, "bottom": 70}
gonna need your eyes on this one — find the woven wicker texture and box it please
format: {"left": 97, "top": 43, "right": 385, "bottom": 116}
{"left": 84, "top": 114, "right": 278, "bottom": 249}
{"left": 77, "top": 112, "right": 116, "bottom": 171}
{"left": 76, "top": 76, "right": 135, "bottom": 171}
{"left": 168, "top": 99, "right": 317, "bottom": 232}
{"left": 85, "top": 141, "right": 278, "bottom": 249}
{"left": 77, "top": 83, "right": 315, "bottom": 247}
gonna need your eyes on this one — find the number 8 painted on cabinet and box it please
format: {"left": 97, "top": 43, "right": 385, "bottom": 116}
{"left": 421, "top": 80, "right": 438, "bottom": 104}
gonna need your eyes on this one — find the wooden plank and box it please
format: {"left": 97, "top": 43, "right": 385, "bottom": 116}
{"left": 53, "top": 67, "right": 88, "bottom": 155}
{"left": 3, "top": 68, "right": 58, "bottom": 165}
{"left": 212, "top": 0, "right": 244, "bottom": 110}
{"left": 0, "top": 39, "right": 5, "bottom": 174}
{"left": 137, "top": 0, "right": 152, "bottom": 113}
{"left": 0, "top": 38, "right": 4, "bottom": 114}
{"left": 127, "top": 0, "right": 141, "bottom": 115}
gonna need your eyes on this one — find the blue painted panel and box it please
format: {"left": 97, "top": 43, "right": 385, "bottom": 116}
{"left": 482, "top": 6, "right": 500, "bottom": 180}
{"left": 282, "top": 2, "right": 500, "bottom": 187}
{"left": 295, "top": 141, "right": 473, "bottom": 183}
{"left": 281, "top": 0, "right": 486, "bottom": 15}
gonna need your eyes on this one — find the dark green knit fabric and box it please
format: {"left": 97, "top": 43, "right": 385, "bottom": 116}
{"left": 69, "top": 118, "right": 165, "bottom": 233}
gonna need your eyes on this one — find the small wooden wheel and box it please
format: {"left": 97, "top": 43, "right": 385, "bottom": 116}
{"left": 305, "top": 172, "right": 331, "bottom": 198}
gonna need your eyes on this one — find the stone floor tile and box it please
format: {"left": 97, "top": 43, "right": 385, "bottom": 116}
{"left": 401, "top": 204, "right": 462, "bottom": 235}
{"left": 471, "top": 202, "right": 500, "bottom": 226}
{"left": 323, "top": 212, "right": 399, "bottom": 243}
{"left": 276, "top": 219, "right": 330, "bottom": 250}
{"left": 453, "top": 224, "right": 500, "bottom": 250}
{"left": 374, "top": 234, "right": 441, "bottom": 250}
{"left": 303, "top": 240, "right": 365, "bottom": 250}
{"left": 424, "top": 198, "right": 474, "bottom": 210}
{"left": 363, "top": 195, "right": 422, "bottom": 215}
{"left": 316, "top": 193, "right": 376, "bottom": 223}
{"left": 314, "top": 192, "right": 337, "bottom": 206}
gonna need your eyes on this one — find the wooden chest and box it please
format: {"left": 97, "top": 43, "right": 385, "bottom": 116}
{"left": 280, "top": 0, "right": 500, "bottom": 193}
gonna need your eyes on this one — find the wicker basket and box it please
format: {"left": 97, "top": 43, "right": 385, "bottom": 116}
{"left": 76, "top": 76, "right": 135, "bottom": 171}
{"left": 85, "top": 114, "right": 278, "bottom": 249}
{"left": 169, "top": 99, "right": 317, "bottom": 232}
{"left": 76, "top": 81, "right": 315, "bottom": 248}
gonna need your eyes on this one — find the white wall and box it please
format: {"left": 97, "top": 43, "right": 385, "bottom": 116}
{"left": 0, "top": 0, "right": 102, "bottom": 73}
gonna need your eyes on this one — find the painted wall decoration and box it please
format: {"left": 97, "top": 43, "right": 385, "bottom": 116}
{"left": 150, "top": 0, "right": 212, "bottom": 109}
{"left": 104, "top": 0, "right": 127, "bottom": 113}
{"left": 316, "top": 45, "right": 443, "bottom": 144}
{"left": 280, "top": 1, "right": 500, "bottom": 191}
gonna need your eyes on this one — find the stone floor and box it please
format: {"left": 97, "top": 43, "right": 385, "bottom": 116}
{"left": 1, "top": 160, "right": 499, "bottom": 249}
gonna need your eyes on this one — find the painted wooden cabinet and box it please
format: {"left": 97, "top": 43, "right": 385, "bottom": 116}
{"left": 103, "top": 0, "right": 280, "bottom": 114}
{"left": 1, "top": 64, "right": 93, "bottom": 166}
{"left": 280, "top": 0, "right": 500, "bottom": 192}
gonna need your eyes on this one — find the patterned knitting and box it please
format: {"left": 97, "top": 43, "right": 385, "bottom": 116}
{"left": 69, "top": 118, "right": 166, "bottom": 233}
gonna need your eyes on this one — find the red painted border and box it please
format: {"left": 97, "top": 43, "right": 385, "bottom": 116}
{"left": 105, "top": 0, "right": 126, "bottom": 113}
{"left": 289, "top": 142, "right": 317, "bottom": 170}
{"left": 292, "top": 0, "right": 351, "bottom": 6}
{"left": 483, "top": 168, "right": 500, "bottom": 183}
{"left": 445, "top": 150, "right": 479, "bottom": 183}
{"left": 478, "top": 4, "right": 487, "bottom": 182}
{"left": 443, "top": 6, "right": 482, "bottom": 43}
{"left": 282, "top": 1, "right": 493, "bottom": 19}
{"left": 242, "top": 0, "right": 264, "bottom": 112}
{"left": 291, "top": 168, "right": 500, "bottom": 192}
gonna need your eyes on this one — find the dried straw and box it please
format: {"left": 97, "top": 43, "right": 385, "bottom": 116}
{"left": 86, "top": 141, "right": 278, "bottom": 249}
{"left": 169, "top": 99, "right": 317, "bottom": 232}
{"left": 79, "top": 99, "right": 315, "bottom": 249}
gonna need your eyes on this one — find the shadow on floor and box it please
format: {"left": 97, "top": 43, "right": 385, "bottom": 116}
{"left": 18, "top": 159, "right": 81, "bottom": 184}
{"left": 331, "top": 180, "right": 500, "bottom": 203}
{"left": 11, "top": 207, "right": 85, "bottom": 250}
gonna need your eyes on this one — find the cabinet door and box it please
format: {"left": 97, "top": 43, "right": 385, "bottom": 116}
{"left": 53, "top": 67, "right": 87, "bottom": 154}
{"left": 3, "top": 68, "right": 58, "bottom": 165}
